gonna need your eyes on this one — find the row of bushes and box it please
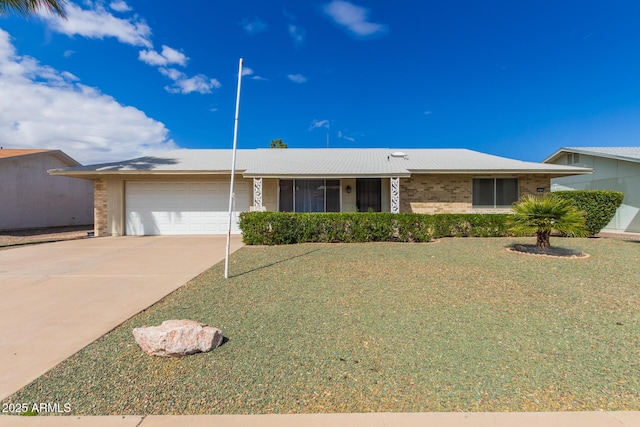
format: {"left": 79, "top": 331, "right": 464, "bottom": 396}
{"left": 239, "top": 190, "right": 623, "bottom": 245}
{"left": 239, "top": 212, "right": 524, "bottom": 245}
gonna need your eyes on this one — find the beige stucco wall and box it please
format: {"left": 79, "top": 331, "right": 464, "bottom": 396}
{"left": 342, "top": 178, "right": 357, "bottom": 212}
{"left": 0, "top": 154, "right": 93, "bottom": 229}
{"left": 550, "top": 154, "right": 640, "bottom": 232}
{"left": 261, "top": 178, "right": 278, "bottom": 212}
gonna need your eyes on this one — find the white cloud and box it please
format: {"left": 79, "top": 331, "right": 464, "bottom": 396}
{"left": 337, "top": 130, "right": 356, "bottom": 142}
{"left": 41, "top": 2, "right": 220, "bottom": 95}
{"left": 240, "top": 17, "right": 268, "bottom": 35}
{"left": 287, "top": 73, "right": 307, "bottom": 83}
{"left": 323, "top": 0, "right": 388, "bottom": 38}
{"left": 41, "top": 1, "right": 152, "bottom": 48}
{"left": 0, "top": 29, "right": 176, "bottom": 164}
{"left": 309, "top": 119, "right": 330, "bottom": 130}
{"left": 241, "top": 66, "right": 267, "bottom": 81}
{"left": 288, "top": 24, "right": 305, "bottom": 46}
{"left": 109, "top": 0, "right": 131, "bottom": 13}
{"left": 159, "top": 67, "right": 221, "bottom": 94}
{"left": 139, "top": 45, "right": 188, "bottom": 67}
{"left": 424, "top": 111, "right": 433, "bottom": 115}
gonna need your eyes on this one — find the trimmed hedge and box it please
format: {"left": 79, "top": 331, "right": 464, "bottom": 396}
{"left": 239, "top": 212, "right": 521, "bottom": 245}
{"left": 553, "top": 190, "right": 624, "bottom": 235}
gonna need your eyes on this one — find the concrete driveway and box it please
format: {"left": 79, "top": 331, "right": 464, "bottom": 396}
{"left": 0, "top": 235, "right": 244, "bottom": 400}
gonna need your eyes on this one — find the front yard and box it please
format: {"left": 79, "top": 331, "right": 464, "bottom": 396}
{"left": 4, "top": 237, "right": 639, "bottom": 414}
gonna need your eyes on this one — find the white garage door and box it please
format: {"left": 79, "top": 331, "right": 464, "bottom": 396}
{"left": 125, "top": 181, "right": 250, "bottom": 235}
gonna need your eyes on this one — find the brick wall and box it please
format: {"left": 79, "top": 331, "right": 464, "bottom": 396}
{"left": 400, "top": 175, "right": 472, "bottom": 213}
{"left": 400, "top": 174, "right": 552, "bottom": 214}
{"left": 94, "top": 178, "right": 107, "bottom": 236}
{"left": 519, "top": 175, "right": 550, "bottom": 197}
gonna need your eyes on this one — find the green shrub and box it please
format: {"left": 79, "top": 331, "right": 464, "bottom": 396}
{"left": 239, "top": 212, "right": 519, "bottom": 245}
{"left": 553, "top": 190, "right": 624, "bottom": 235}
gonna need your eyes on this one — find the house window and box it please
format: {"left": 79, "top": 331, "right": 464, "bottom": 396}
{"left": 472, "top": 178, "right": 519, "bottom": 208}
{"left": 566, "top": 153, "right": 580, "bottom": 164}
{"left": 279, "top": 179, "right": 341, "bottom": 212}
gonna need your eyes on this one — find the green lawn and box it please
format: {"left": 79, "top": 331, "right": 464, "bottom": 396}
{"left": 5, "top": 238, "right": 640, "bottom": 414}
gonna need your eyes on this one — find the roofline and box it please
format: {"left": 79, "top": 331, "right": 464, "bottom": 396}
{"left": 48, "top": 169, "right": 245, "bottom": 177}
{"left": 50, "top": 168, "right": 591, "bottom": 179}
{"left": 1, "top": 149, "right": 81, "bottom": 166}
{"left": 407, "top": 168, "right": 592, "bottom": 175}
{"left": 543, "top": 147, "right": 640, "bottom": 164}
{"left": 242, "top": 173, "right": 413, "bottom": 178}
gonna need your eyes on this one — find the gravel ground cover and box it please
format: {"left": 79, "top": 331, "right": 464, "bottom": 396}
{"left": 0, "top": 225, "right": 93, "bottom": 248}
{"left": 3, "top": 237, "right": 639, "bottom": 415}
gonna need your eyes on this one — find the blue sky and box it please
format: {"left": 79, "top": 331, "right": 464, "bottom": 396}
{"left": 1, "top": 1, "right": 640, "bottom": 164}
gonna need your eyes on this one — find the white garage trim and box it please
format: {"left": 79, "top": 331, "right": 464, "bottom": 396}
{"left": 125, "top": 181, "right": 249, "bottom": 235}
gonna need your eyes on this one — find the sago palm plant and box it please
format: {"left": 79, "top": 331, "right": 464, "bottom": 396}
{"left": 508, "top": 194, "right": 588, "bottom": 250}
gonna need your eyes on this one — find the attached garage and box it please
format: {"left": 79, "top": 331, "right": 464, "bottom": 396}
{"left": 125, "top": 181, "right": 249, "bottom": 235}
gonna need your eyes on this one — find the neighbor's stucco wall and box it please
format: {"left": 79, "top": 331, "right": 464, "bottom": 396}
{"left": 550, "top": 154, "right": 640, "bottom": 232}
{"left": 0, "top": 154, "right": 93, "bottom": 230}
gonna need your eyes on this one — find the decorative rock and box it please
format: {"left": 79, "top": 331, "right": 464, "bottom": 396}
{"left": 132, "top": 319, "right": 223, "bottom": 357}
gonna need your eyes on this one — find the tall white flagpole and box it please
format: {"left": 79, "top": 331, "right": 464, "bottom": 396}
{"left": 225, "top": 58, "right": 244, "bottom": 279}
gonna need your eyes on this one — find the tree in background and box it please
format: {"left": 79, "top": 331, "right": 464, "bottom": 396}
{"left": 269, "top": 139, "right": 288, "bottom": 148}
{"left": 0, "top": 0, "right": 67, "bottom": 18}
{"left": 507, "top": 194, "right": 588, "bottom": 250}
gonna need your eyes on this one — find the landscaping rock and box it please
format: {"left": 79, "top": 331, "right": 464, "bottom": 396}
{"left": 132, "top": 319, "right": 223, "bottom": 357}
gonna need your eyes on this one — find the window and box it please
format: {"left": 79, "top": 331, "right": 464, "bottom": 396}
{"left": 473, "top": 178, "right": 518, "bottom": 208}
{"left": 566, "top": 153, "right": 580, "bottom": 164}
{"left": 279, "top": 179, "right": 341, "bottom": 212}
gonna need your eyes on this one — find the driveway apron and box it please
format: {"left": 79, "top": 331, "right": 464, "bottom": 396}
{"left": 0, "top": 236, "right": 243, "bottom": 400}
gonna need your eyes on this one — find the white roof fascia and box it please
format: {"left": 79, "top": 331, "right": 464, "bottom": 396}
{"left": 543, "top": 147, "right": 640, "bottom": 164}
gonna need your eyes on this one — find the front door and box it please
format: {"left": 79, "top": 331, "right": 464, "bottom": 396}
{"left": 356, "top": 178, "right": 381, "bottom": 212}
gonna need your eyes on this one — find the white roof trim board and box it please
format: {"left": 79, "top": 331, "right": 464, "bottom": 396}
{"left": 544, "top": 147, "right": 640, "bottom": 164}
{"left": 50, "top": 148, "right": 592, "bottom": 177}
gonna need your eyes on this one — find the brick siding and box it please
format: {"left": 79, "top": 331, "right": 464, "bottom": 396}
{"left": 94, "top": 179, "right": 107, "bottom": 236}
{"left": 400, "top": 175, "right": 472, "bottom": 213}
{"left": 400, "top": 174, "right": 551, "bottom": 214}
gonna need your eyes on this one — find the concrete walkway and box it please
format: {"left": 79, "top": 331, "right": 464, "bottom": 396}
{"left": 1, "top": 412, "right": 639, "bottom": 426}
{"left": 0, "top": 236, "right": 244, "bottom": 401}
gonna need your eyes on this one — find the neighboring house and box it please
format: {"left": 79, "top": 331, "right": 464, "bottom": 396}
{"left": 49, "top": 148, "right": 590, "bottom": 237}
{"left": 544, "top": 147, "right": 640, "bottom": 233}
{"left": 0, "top": 148, "right": 93, "bottom": 230}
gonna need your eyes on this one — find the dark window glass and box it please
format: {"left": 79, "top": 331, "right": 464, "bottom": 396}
{"left": 326, "top": 179, "right": 341, "bottom": 212}
{"left": 496, "top": 178, "right": 518, "bottom": 207}
{"left": 473, "top": 178, "right": 519, "bottom": 208}
{"left": 472, "top": 179, "right": 494, "bottom": 207}
{"left": 356, "top": 178, "right": 382, "bottom": 212}
{"left": 279, "top": 180, "right": 294, "bottom": 212}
